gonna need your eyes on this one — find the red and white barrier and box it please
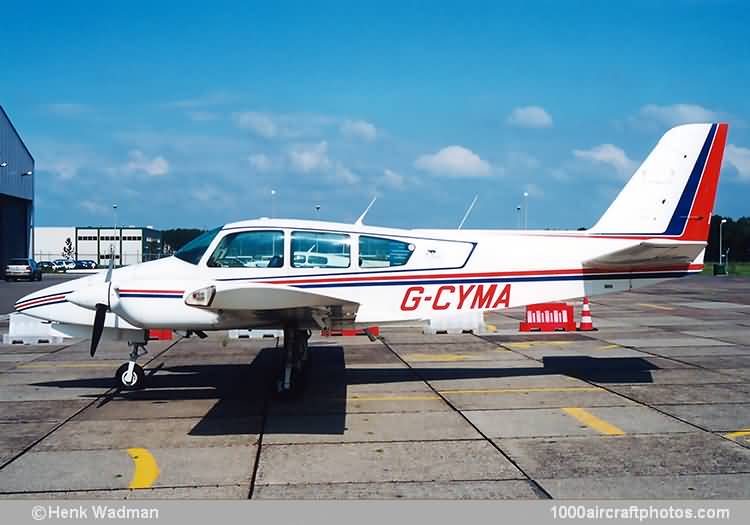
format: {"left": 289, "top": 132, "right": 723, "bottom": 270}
{"left": 519, "top": 303, "right": 576, "bottom": 332}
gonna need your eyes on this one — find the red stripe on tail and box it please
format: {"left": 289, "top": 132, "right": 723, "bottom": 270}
{"left": 680, "top": 122, "right": 728, "bottom": 241}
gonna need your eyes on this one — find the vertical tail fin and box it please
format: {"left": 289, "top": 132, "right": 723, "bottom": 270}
{"left": 589, "top": 123, "right": 728, "bottom": 241}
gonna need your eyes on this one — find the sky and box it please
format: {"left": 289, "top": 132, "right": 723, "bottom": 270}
{"left": 2, "top": 1, "right": 749, "bottom": 230}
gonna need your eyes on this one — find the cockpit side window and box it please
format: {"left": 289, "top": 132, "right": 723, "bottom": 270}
{"left": 207, "top": 230, "right": 285, "bottom": 268}
{"left": 174, "top": 227, "right": 221, "bottom": 265}
{"left": 359, "top": 236, "right": 415, "bottom": 268}
{"left": 291, "top": 231, "right": 350, "bottom": 268}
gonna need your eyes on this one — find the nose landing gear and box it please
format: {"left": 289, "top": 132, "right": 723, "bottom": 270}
{"left": 115, "top": 342, "right": 148, "bottom": 390}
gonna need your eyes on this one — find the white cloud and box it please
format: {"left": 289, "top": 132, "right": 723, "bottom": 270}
{"left": 46, "top": 103, "right": 91, "bottom": 116}
{"left": 506, "top": 151, "right": 541, "bottom": 170}
{"left": 506, "top": 106, "right": 553, "bottom": 128}
{"left": 288, "top": 141, "right": 330, "bottom": 173}
{"left": 124, "top": 150, "right": 169, "bottom": 176}
{"left": 415, "top": 145, "right": 491, "bottom": 177}
{"left": 340, "top": 119, "right": 377, "bottom": 141}
{"left": 634, "top": 104, "right": 719, "bottom": 127}
{"left": 191, "top": 185, "right": 236, "bottom": 208}
{"left": 382, "top": 168, "right": 405, "bottom": 189}
{"left": 166, "top": 91, "right": 235, "bottom": 109}
{"left": 524, "top": 182, "right": 544, "bottom": 198}
{"left": 43, "top": 159, "right": 82, "bottom": 180}
{"left": 333, "top": 164, "right": 359, "bottom": 184}
{"left": 186, "top": 111, "right": 220, "bottom": 122}
{"left": 79, "top": 200, "right": 110, "bottom": 215}
{"left": 726, "top": 144, "right": 750, "bottom": 181}
{"left": 234, "top": 112, "right": 277, "bottom": 138}
{"left": 248, "top": 153, "right": 273, "bottom": 172}
{"left": 573, "top": 144, "right": 635, "bottom": 178}
{"left": 33, "top": 141, "right": 101, "bottom": 180}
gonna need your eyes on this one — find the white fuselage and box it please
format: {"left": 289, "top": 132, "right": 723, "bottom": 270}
{"left": 15, "top": 218, "right": 702, "bottom": 337}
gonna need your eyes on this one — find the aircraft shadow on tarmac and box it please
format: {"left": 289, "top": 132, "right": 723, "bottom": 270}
{"left": 32, "top": 345, "right": 657, "bottom": 436}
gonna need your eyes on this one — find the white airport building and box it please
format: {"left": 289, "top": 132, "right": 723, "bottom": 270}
{"left": 34, "top": 226, "right": 162, "bottom": 266}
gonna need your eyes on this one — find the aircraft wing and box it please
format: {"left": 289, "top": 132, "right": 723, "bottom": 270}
{"left": 583, "top": 239, "right": 707, "bottom": 268}
{"left": 191, "top": 282, "right": 360, "bottom": 328}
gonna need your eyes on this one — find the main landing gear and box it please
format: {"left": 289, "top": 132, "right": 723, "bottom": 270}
{"left": 277, "top": 327, "right": 311, "bottom": 396}
{"left": 115, "top": 341, "right": 148, "bottom": 390}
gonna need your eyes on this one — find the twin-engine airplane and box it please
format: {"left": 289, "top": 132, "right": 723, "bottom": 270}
{"left": 16, "top": 123, "right": 728, "bottom": 393}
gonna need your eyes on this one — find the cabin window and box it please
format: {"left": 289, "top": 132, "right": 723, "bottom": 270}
{"left": 359, "top": 236, "right": 415, "bottom": 268}
{"left": 291, "top": 231, "right": 350, "bottom": 268}
{"left": 207, "top": 230, "right": 284, "bottom": 268}
{"left": 175, "top": 227, "right": 221, "bottom": 265}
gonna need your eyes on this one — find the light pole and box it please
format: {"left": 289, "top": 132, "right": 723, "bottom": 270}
{"left": 21, "top": 170, "right": 34, "bottom": 258}
{"left": 113, "top": 204, "right": 118, "bottom": 266}
{"left": 515, "top": 205, "right": 522, "bottom": 229}
{"left": 523, "top": 191, "right": 529, "bottom": 230}
{"left": 719, "top": 218, "right": 727, "bottom": 265}
{"left": 270, "top": 190, "right": 276, "bottom": 218}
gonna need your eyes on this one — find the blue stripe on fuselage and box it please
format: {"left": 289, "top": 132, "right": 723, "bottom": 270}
{"left": 294, "top": 271, "right": 695, "bottom": 289}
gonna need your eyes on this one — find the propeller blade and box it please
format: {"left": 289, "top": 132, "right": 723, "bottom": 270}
{"left": 90, "top": 304, "right": 107, "bottom": 357}
{"left": 105, "top": 246, "right": 115, "bottom": 282}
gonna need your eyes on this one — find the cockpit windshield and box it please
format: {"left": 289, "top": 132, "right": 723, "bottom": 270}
{"left": 174, "top": 227, "right": 221, "bottom": 265}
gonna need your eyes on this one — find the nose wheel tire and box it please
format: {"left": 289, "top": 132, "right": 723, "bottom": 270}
{"left": 115, "top": 362, "right": 145, "bottom": 390}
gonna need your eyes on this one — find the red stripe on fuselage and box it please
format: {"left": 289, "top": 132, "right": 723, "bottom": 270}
{"left": 15, "top": 294, "right": 67, "bottom": 309}
{"left": 261, "top": 264, "right": 704, "bottom": 286}
{"left": 118, "top": 289, "right": 184, "bottom": 294}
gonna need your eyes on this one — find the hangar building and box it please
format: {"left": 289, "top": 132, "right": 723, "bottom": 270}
{"left": 0, "top": 106, "right": 34, "bottom": 273}
{"left": 34, "top": 226, "right": 163, "bottom": 266}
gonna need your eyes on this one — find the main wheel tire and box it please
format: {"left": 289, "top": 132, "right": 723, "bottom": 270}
{"left": 115, "top": 363, "right": 145, "bottom": 390}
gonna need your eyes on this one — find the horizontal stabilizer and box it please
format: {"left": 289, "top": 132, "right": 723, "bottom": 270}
{"left": 583, "top": 239, "right": 706, "bottom": 268}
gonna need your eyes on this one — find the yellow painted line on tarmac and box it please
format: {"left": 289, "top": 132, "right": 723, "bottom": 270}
{"left": 348, "top": 393, "right": 441, "bottom": 402}
{"left": 403, "top": 353, "right": 471, "bottom": 362}
{"left": 724, "top": 429, "right": 750, "bottom": 442}
{"left": 596, "top": 344, "right": 622, "bottom": 351}
{"left": 347, "top": 386, "right": 603, "bottom": 402}
{"left": 507, "top": 341, "right": 574, "bottom": 350}
{"left": 562, "top": 407, "right": 625, "bottom": 436}
{"left": 445, "top": 386, "right": 603, "bottom": 395}
{"left": 18, "top": 362, "right": 120, "bottom": 369}
{"left": 637, "top": 303, "right": 674, "bottom": 311}
{"left": 127, "top": 448, "right": 160, "bottom": 489}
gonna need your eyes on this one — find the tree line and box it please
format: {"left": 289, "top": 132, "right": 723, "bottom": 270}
{"left": 161, "top": 229, "right": 205, "bottom": 254}
{"left": 707, "top": 215, "right": 750, "bottom": 262}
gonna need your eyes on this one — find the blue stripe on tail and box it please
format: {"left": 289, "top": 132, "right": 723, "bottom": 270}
{"left": 662, "top": 123, "right": 717, "bottom": 235}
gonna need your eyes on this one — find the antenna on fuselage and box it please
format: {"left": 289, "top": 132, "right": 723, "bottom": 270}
{"left": 355, "top": 197, "right": 377, "bottom": 226}
{"left": 458, "top": 194, "right": 479, "bottom": 230}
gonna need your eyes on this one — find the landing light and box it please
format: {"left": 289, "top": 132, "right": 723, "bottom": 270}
{"left": 185, "top": 285, "right": 215, "bottom": 307}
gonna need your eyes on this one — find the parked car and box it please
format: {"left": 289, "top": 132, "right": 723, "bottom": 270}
{"left": 77, "top": 259, "right": 97, "bottom": 269}
{"left": 50, "top": 260, "right": 67, "bottom": 272}
{"left": 52, "top": 259, "right": 76, "bottom": 270}
{"left": 38, "top": 261, "right": 54, "bottom": 272}
{"left": 4, "top": 258, "right": 43, "bottom": 281}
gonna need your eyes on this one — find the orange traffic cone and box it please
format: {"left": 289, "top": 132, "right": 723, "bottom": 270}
{"left": 578, "top": 296, "right": 595, "bottom": 331}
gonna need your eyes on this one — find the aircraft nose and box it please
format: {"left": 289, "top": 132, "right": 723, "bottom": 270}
{"left": 14, "top": 287, "right": 70, "bottom": 313}
{"left": 67, "top": 282, "right": 111, "bottom": 311}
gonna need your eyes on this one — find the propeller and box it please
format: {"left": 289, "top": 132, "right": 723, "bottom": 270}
{"left": 90, "top": 304, "right": 107, "bottom": 357}
{"left": 90, "top": 247, "right": 116, "bottom": 357}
